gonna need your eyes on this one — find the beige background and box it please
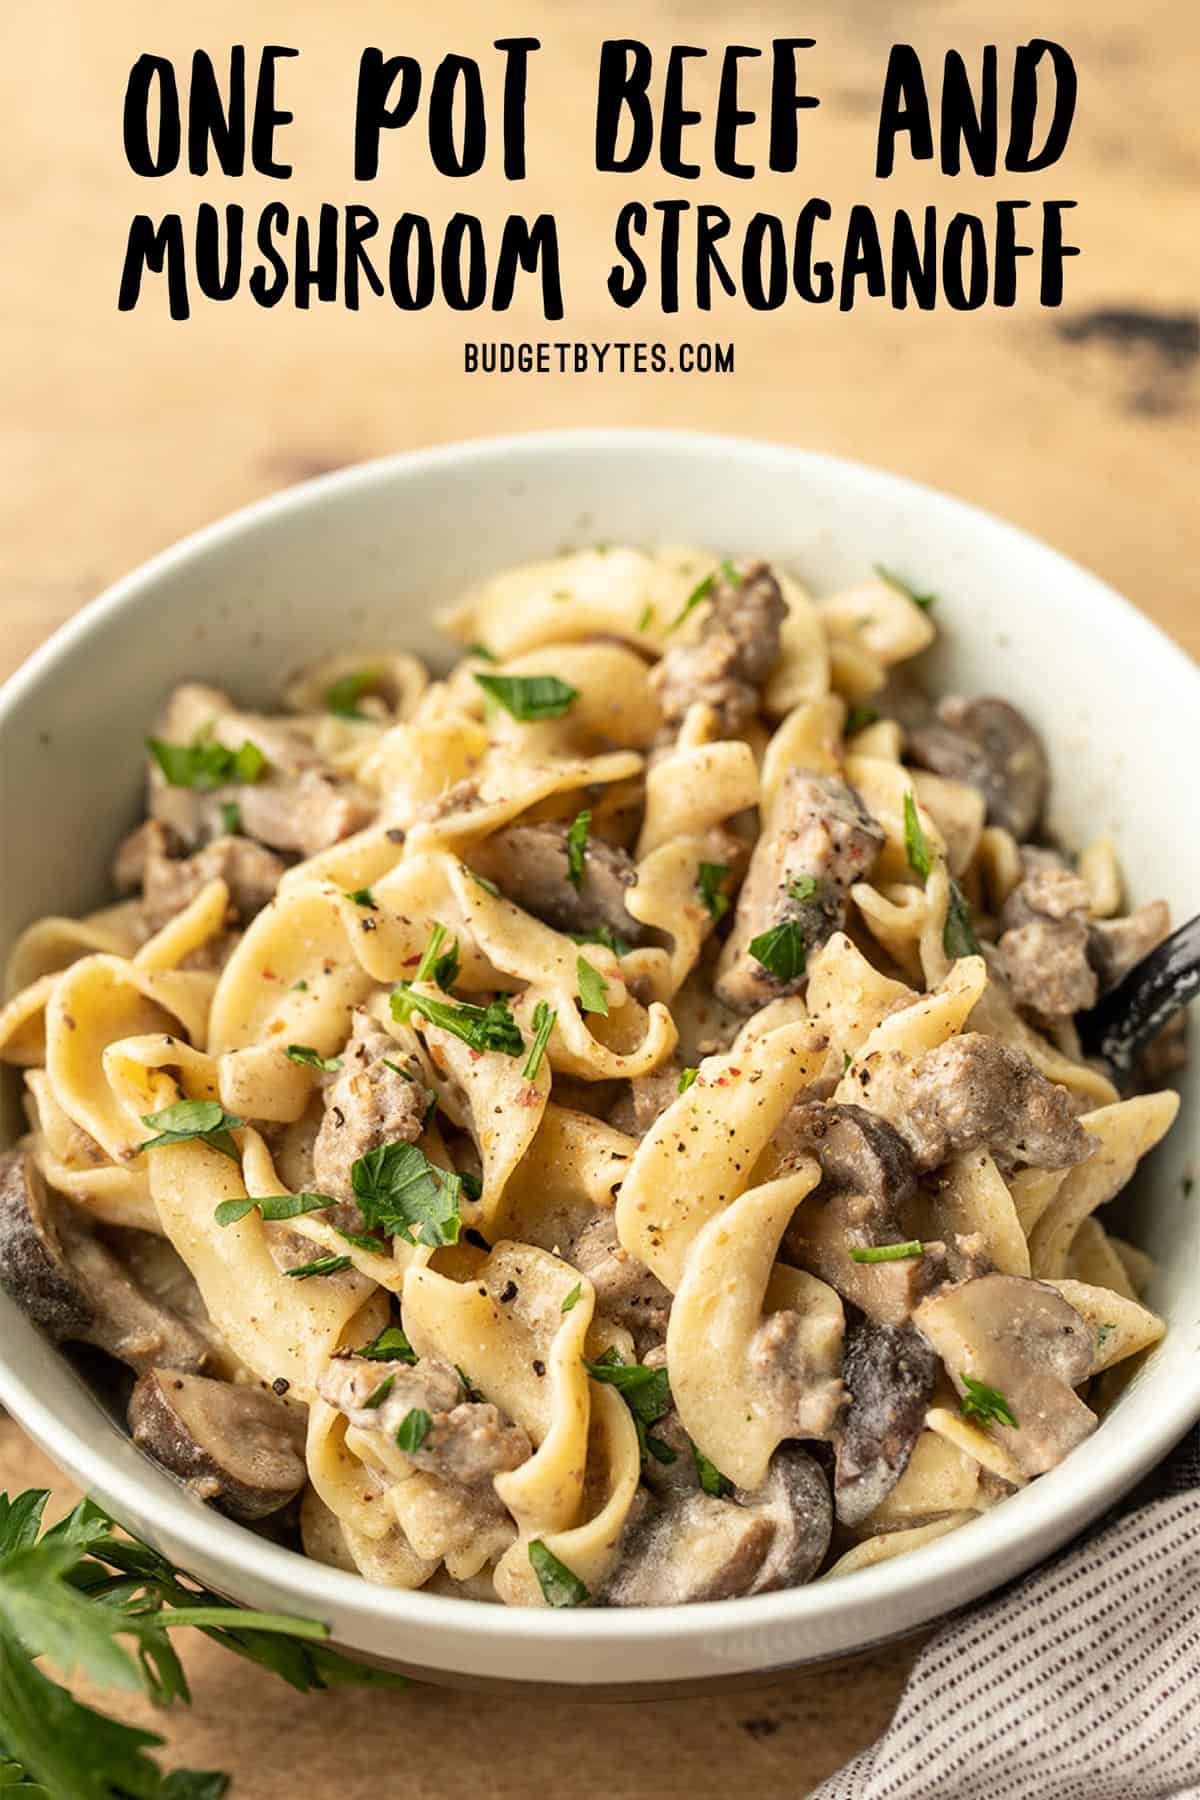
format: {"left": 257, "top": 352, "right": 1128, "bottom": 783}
{"left": 1, "top": 1, "right": 1196, "bottom": 1794}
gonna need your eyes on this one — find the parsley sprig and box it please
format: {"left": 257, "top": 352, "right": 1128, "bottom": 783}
{"left": 903, "top": 791, "right": 933, "bottom": 881}
{"left": 668, "top": 558, "right": 741, "bottom": 633}
{"left": 353, "top": 1142, "right": 464, "bottom": 1249}
{"left": 138, "top": 1101, "right": 243, "bottom": 1163}
{"left": 474, "top": 673, "right": 579, "bottom": 721}
{"left": 960, "top": 1376, "right": 1019, "bottom": 1430}
{"left": 391, "top": 985, "right": 524, "bottom": 1057}
{"left": 528, "top": 1539, "right": 589, "bottom": 1608}
{"left": 147, "top": 735, "right": 266, "bottom": 792}
{"left": 325, "top": 668, "right": 381, "bottom": 720}
{"left": 583, "top": 1349, "right": 674, "bottom": 1463}
{"left": 696, "top": 861, "right": 731, "bottom": 922}
{"left": 0, "top": 1488, "right": 403, "bottom": 1796}
{"left": 748, "top": 919, "right": 807, "bottom": 985}
{"left": 875, "top": 564, "right": 936, "bottom": 611}
{"left": 522, "top": 1001, "right": 557, "bottom": 1083}
{"left": 565, "top": 810, "right": 591, "bottom": 889}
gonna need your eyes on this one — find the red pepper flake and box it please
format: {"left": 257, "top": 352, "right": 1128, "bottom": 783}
{"left": 468, "top": 1048, "right": 483, "bottom": 1062}
{"left": 728, "top": 1066, "right": 742, "bottom": 1077}
{"left": 402, "top": 953, "right": 422, "bottom": 968}
{"left": 261, "top": 968, "right": 278, "bottom": 981}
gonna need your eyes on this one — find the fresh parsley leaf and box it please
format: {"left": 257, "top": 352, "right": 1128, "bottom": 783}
{"left": 459, "top": 1171, "right": 484, "bottom": 1202}
{"left": 565, "top": 810, "right": 591, "bottom": 889}
{"left": 522, "top": 1001, "right": 556, "bottom": 1083}
{"left": 468, "top": 869, "right": 500, "bottom": 895}
{"left": 362, "top": 1376, "right": 394, "bottom": 1410}
{"left": 843, "top": 1050, "right": 852, "bottom": 1074}
{"left": 473, "top": 673, "right": 579, "bottom": 721}
{"left": 569, "top": 925, "right": 631, "bottom": 957}
{"left": 849, "top": 1240, "right": 924, "bottom": 1264}
{"left": 214, "top": 1194, "right": 330, "bottom": 1229}
{"left": 414, "top": 923, "right": 448, "bottom": 984}
{"left": 944, "top": 878, "right": 981, "bottom": 958}
{"left": 636, "top": 603, "right": 655, "bottom": 632}
{"left": 692, "top": 1443, "right": 733, "bottom": 1498}
{"left": 668, "top": 558, "right": 741, "bottom": 633}
{"left": 748, "top": 919, "right": 807, "bottom": 984}
{"left": 678, "top": 1067, "right": 699, "bottom": 1094}
{"left": 351, "top": 1142, "right": 462, "bottom": 1249}
{"left": 219, "top": 800, "right": 241, "bottom": 835}
{"left": 335, "top": 1229, "right": 388, "bottom": 1254}
{"left": 845, "top": 704, "right": 879, "bottom": 734}
{"left": 357, "top": 1326, "right": 417, "bottom": 1365}
{"left": 285, "top": 1044, "right": 341, "bottom": 1072}
{"left": 344, "top": 887, "right": 378, "bottom": 910}
{"left": 903, "top": 791, "right": 932, "bottom": 881}
{"left": 576, "top": 955, "right": 609, "bottom": 1016}
{"left": 960, "top": 1376, "right": 1019, "bottom": 1430}
{"left": 467, "top": 642, "right": 497, "bottom": 663}
{"left": 788, "top": 874, "right": 819, "bottom": 903}
{"left": 283, "top": 1255, "right": 353, "bottom": 1280}
{"left": 433, "top": 939, "right": 460, "bottom": 992}
{"left": 290, "top": 979, "right": 308, "bottom": 992}
{"left": 584, "top": 1348, "right": 671, "bottom": 1462}
{"left": 395, "top": 1409, "right": 432, "bottom": 1453}
{"left": 528, "top": 1540, "right": 589, "bottom": 1608}
{"left": 138, "top": 1101, "right": 243, "bottom": 1163}
{"left": 696, "top": 861, "right": 730, "bottom": 922}
{"left": 391, "top": 986, "right": 524, "bottom": 1057}
{"left": 561, "top": 1282, "right": 582, "bottom": 1314}
{"left": 875, "top": 564, "right": 936, "bottom": 611}
{"left": 147, "top": 735, "right": 266, "bottom": 791}
{"left": 325, "top": 668, "right": 381, "bottom": 721}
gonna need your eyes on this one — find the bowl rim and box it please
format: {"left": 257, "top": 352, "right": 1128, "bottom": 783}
{"left": 1, "top": 425, "right": 1197, "bottom": 1658}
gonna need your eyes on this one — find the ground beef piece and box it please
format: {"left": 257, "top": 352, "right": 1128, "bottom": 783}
{"left": 311, "top": 1011, "right": 432, "bottom": 1207}
{"left": 895, "top": 1034, "right": 1094, "bottom": 1173}
{"left": 320, "top": 1354, "right": 531, "bottom": 1485}
{"left": 997, "top": 859, "right": 1098, "bottom": 1019}
{"left": 570, "top": 1211, "right": 672, "bottom": 1350}
{"left": 607, "top": 1061, "right": 684, "bottom": 1136}
{"left": 650, "top": 560, "right": 787, "bottom": 736}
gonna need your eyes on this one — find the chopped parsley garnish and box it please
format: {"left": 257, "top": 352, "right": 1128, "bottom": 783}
{"left": 528, "top": 1539, "right": 590, "bottom": 1608}
{"left": 147, "top": 733, "right": 267, "bottom": 791}
{"left": 696, "top": 861, "right": 731, "bottom": 922}
{"left": 903, "top": 791, "right": 933, "bottom": 881}
{"left": 473, "top": 672, "right": 579, "bottom": 721}
{"left": 584, "top": 1348, "right": 672, "bottom": 1462}
{"left": 561, "top": 1282, "right": 582, "bottom": 1314}
{"left": 570, "top": 924, "right": 631, "bottom": 956}
{"left": 943, "top": 878, "right": 981, "bottom": 958}
{"left": 637, "top": 602, "right": 655, "bottom": 632}
{"left": 678, "top": 1066, "right": 699, "bottom": 1093}
{"left": 220, "top": 799, "right": 242, "bottom": 834}
{"left": 285, "top": 1255, "right": 353, "bottom": 1280}
{"left": 845, "top": 704, "right": 879, "bottom": 734}
{"left": 358, "top": 1325, "right": 417, "bottom": 1364}
{"left": 286, "top": 1044, "right": 342, "bottom": 1072}
{"left": 138, "top": 1099, "right": 244, "bottom": 1162}
{"left": 395, "top": 1408, "right": 432, "bottom": 1453}
{"left": 875, "top": 564, "right": 936, "bottom": 611}
{"left": 391, "top": 986, "right": 525, "bottom": 1057}
{"left": 849, "top": 1240, "right": 924, "bottom": 1264}
{"left": 291, "top": 978, "right": 308, "bottom": 992}
{"left": 692, "top": 1443, "right": 733, "bottom": 1498}
{"left": 522, "top": 1000, "right": 557, "bottom": 1082}
{"left": 788, "top": 874, "right": 819, "bottom": 903}
{"left": 352, "top": 1142, "right": 463, "bottom": 1250}
{"left": 363, "top": 1375, "right": 394, "bottom": 1409}
{"left": 748, "top": 919, "right": 807, "bottom": 984}
{"left": 460, "top": 1171, "right": 484, "bottom": 1202}
{"left": 468, "top": 642, "right": 497, "bottom": 662}
{"left": 336, "top": 1228, "right": 388, "bottom": 1254}
{"left": 214, "top": 1192, "right": 331, "bottom": 1228}
{"left": 468, "top": 869, "right": 501, "bottom": 896}
{"left": 565, "top": 809, "right": 591, "bottom": 889}
{"left": 413, "top": 922, "right": 461, "bottom": 992}
{"left": 325, "top": 668, "right": 381, "bottom": 720}
{"left": 668, "top": 558, "right": 741, "bottom": 632}
{"left": 843, "top": 1050, "right": 853, "bottom": 1074}
{"left": 382, "top": 1058, "right": 413, "bottom": 1079}
{"left": 344, "top": 886, "right": 378, "bottom": 910}
{"left": 576, "top": 955, "right": 609, "bottom": 1015}
{"left": 960, "top": 1376, "right": 1019, "bottom": 1430}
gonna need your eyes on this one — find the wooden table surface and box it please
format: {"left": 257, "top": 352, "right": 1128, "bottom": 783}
{"left": 1, "top": 1, "right": 1196, "bottom": 1794}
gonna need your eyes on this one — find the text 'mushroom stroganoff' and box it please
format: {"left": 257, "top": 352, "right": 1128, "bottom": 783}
{"left": 0, "top": 548, "right": 1187, "bottom": 1606}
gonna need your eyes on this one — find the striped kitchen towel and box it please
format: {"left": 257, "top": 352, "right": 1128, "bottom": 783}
{"left": 816, "top": 1427, "right": 1200, "bottom": 1799}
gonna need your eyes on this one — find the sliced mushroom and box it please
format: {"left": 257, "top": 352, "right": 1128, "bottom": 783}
{"left": 128, "top": 1368, "right": 307, "bottom": 1520}
{"left": 473, "top": 821, "right": 645, "bottom": 946}
{"left": 603, "top": 1445, "right": 831, "bottom": 1604}
{"left": 908, "top": 696, "right": 1048, "bottom": 839}
{"left": 885, "top": 1034, "right": 1095, "bottom": 1173}
{"left": 773, "top": 1101, "right": 918, "bottom": 1212}
{"left": 716, "top": 772, "right": 885, "bottom": 1012}
{"left": 835, "top": 1321, "right": 939, "bottom": 1527}
{"left": 913, "top": 1273, "right": 1096, "bottom": 1478}
{"left": 0, "top": 1151, "right": 209, "bottom": 1372}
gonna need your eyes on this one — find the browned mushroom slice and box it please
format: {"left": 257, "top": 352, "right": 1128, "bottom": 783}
{"left": 473, "top": 821, "right": 645, "bottom": 947}
{"left": 835, "top": 1321, "right": 939, "bottom": 1527}
{"left": 604, "top": 1444, "right": 832, "bottom": 1604}
{"left": 716, "top": 772, "right": 884, "bottom": 1012}
{"left": 773, "top": 1101, "right": 918, "bottom": 1211}
{"left": 0, "top": 1151, "right": 209, "bottom": 1373}
{"left": 913, "top": 1273, "right": 1097, "bottom": 1478}
{"left": 128, "top": 1369, "right": 307, "bottom": 1521}
{"left": 908, "top": 696, "right": 1048, "bottom": 840}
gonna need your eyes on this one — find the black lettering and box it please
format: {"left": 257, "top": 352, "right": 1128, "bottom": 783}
{"left": 608, "top": 201, "right": 648, "bottom": 305}
{"left": 742, "top": 213, "right": 788, "bottom": 310}
{"left": 117, "top": 214, "right": 189, "bottom": 317}
{"left": 251, "top": 204, "right": 290, "bottom": 306}
{"left": 661, "top": 45, "right": 705, "bottom": 178}
{"left": 441, "top": 213, "right": 487, "bottom": 308}
{"left": 495, "top": 37, "right": 539, "bottom": 178}
{"left": 1007, "top": 40, "right": 1077, "bottom": 171}
{"left": 123, "top": 55, "right": 181, "bottom": 176}
{"left": 388, "top": 215, "right": 436, "bottom": 308}
{"left": 993, "top": 199, "right": 1033, "bottom": 305}
{"left": 942, "top": 212, "right": 989, "bottom": 309}
{"left": 714, "top": 46, "right": 760, "bottom": 177}
{"left": 792, "top": 197, "right": 834, "bottom": 302}
{"left": 890, "top": 207, "right": 938, "bottom": 309}
{"left": 696, "top": 206, "right": 737, "bottom": 308}
{"left": 354, "top": 50, "right": 421, "bottom": 179}
{"left": 654, "top": 199, "right": 688, "bottom": 311}
{"left": 940, "top": 47, "right": 997, "bottom": 175}
{"left": 251, "top": 46, "right": 298, "bottom": 177}
{"left": 344, "top": 206, "right": 385, "bottom": 308}
{"left": 875, "top": 45, "right": 933, "bottom": 177}
{"left": 294, "top": 203, "right": 341, "bottom": 308}
{"left": 840, "top": 205, "right": 887, "bottom": 310}
{"left": 187, "top": 48, "right": 246, "bottom": 175}
{"left": 768, "top": 39, "right": 819, "bottom": 171}
{"left": 596, "top": 41, "right": 653, "bottom": 172}
{"left": 429, "top": 56, "right": 486, "bottom": 177}
{"left": 195, "top": 203, "right": 242, "bottom": 299}
{"left": 1039, "top": 200, "right": 1080, "bottom": 304}
{"left": 493, "top": 214, "right": 563, "bottom": 319}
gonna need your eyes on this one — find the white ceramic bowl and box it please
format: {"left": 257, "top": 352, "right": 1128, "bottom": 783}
{"left": 1, "top": 430, "right": 1196, "bottom": 1690}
